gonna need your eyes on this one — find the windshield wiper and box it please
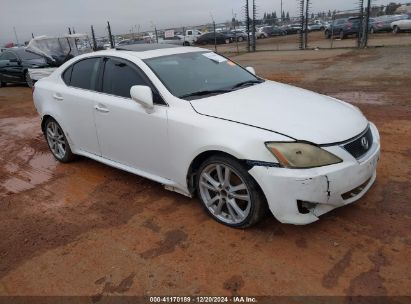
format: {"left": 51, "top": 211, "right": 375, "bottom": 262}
{"left": 179, "top": 89, "right": 232, "bottom": 99}
{"left": 231, "top": 80, "right": 263, "bottom": 90}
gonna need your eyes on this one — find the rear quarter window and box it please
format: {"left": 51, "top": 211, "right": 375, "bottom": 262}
{"left": 69, "top": 57, "right": 100, "bottom": 91}
{"left": 62, "top": 65, "right": 73, "bottom": 85}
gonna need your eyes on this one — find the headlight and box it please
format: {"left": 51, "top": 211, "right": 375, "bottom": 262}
{"left": 265, "top": 142, "right": 342, "bottom": 169}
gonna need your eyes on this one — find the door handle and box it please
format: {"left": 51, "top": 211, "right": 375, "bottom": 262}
{"left": 94, "top": 105, "right": 110, "bottom": 113}
{"left": 52, "top": 93, "right": 64, "bottom": 101}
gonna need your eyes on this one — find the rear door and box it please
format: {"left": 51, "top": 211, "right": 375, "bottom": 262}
{"left": 93, "top": 57, "right": 169, "bottom": 178}
{"left": 57, "top": 57, "right": 102, "bottom": 155}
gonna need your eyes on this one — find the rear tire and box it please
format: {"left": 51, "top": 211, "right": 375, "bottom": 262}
{"left": 325, "top": 30, "right": 331, "bottom": 39}
{"left": 196, "top": 155, "right": 267, "bottom": 228}
{"left": 44, "top": 118, "right": 75, "bottom": 163}
{"left": 393, "top": 26, "right": 400, "bottom": 34}
{"left": 238, "top": 36, "right": 244, "bottom": 42}
{"left": 339, "top": 30, "right": 345, "bottom": 40}
{"left": 25, "top": 71, "right": 34, "bottom": 88}
{"left": 370, "top": 27, "right": 375, "bottom": 34}
{"left": 0, "top": 81, "right": 6, "bottom": 88}
{"left": 225, "top": 38, "right": 230, "bottom": 44}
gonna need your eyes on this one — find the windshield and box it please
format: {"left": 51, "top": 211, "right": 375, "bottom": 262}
{"left": 144, "top": 52, "right": 262, "bottom": 100}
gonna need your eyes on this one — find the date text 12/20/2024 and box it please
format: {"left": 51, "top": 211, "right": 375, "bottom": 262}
{"left": 149, "top": 296, "right": 258, "bottom": 303}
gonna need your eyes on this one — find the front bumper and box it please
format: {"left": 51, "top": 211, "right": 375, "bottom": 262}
{"left": 249, "top": 124, "right": 380, "bottom": 225}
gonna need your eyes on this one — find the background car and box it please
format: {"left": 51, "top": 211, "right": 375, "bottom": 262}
{"left": 196, "top": 32, "right": 232, "bottom": 45}
{"left": 391, "top": 14, "right": 411, "bottom": 33}
{"left": 259, "top": 26, "right": 287, "bottom": 37}
{"left": 230, "top": 30, "right": 248, "bottom": 42}
{"left": 369, "top": 15, "right": 407, "bottom": 33}
{"left": 282, "top": 24, "right": 304, "bottom": 35}
{"left": 159, "top": 35, "right": 191, "bottom": 46}
{"left": 325, "top": 18, "right": 360, "bottom": 39}
{"left": 0, "top": 48, "right": 48, "bottom": 88}
{"left": 309, "top": 20, "right": 329, "bottom": 31}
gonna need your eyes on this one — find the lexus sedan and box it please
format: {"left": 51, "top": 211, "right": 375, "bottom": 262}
{"left": 33, "top": 44, "right": 380, "bottom": 228}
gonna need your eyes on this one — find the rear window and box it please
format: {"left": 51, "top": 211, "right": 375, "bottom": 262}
{"left": 68, "top": 58, "right": 100, "bottom": 90}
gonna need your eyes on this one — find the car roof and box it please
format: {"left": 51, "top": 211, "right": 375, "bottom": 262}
{"left": 91, "top": 44, "right": 208, "bottom": 60}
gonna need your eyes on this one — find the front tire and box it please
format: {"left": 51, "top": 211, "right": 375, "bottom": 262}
{"left": 44, "top": 118, "right": 75, "bottom": 163}
{"left": 393, "top": 26, "right": 400, "bottom": 34}
{"left": 196, "top": 155, "right": 267, "bottom": 228}
{"left": 225, "top": 38, "right": 230, "bottom": 44}
{"left": 339, "top": 30, "right": 345, "bottom": 40}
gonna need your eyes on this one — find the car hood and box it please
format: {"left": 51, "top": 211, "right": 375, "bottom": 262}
{"left": 190, "top": 80, "right": 368, "bottom": 144}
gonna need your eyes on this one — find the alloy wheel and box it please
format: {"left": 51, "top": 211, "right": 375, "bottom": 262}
{"left": 46, "top": 121, "right": 66, "bottom": 159}
{"left": 199, "top": 163, "right": 251, "bottom": 225}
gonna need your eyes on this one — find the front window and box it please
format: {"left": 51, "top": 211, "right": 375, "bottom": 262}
{"left": 144, "top": 52, "right": 262, "bottom": 100}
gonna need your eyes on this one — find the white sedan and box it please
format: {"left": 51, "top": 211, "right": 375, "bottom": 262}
{"left": 33, "top": 44, "right": 380, "bottom": 228}
{"left": 391, "top": 14, "right": 411, "bottom": 33}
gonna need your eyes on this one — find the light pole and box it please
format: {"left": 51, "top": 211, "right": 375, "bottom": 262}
{"left": 280, "top": 0, "right": 283, "bottom": 23}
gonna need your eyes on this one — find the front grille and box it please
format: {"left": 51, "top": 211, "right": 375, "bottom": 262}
{"left": 343, "top": 127, "right": 373, "bottom": 159}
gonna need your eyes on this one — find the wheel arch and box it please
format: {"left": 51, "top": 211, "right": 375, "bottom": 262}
{"left": 186, "top": 149, "right": 265, "bottom": 197}
{"left": 41, "top": 114, "right": 55, "bottom": 133}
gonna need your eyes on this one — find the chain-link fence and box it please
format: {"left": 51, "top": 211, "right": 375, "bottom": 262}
{"left": 166, "top": 1, "right": 411, "bottom": 55}
{"left": 86, "top": 1, "right": 411, "bottom": 55}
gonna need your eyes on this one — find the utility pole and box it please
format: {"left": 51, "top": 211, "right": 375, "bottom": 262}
{"left": 233, "top": 10, "right": 239, "bottom": 54}
{"left": 155, "top": 26, "right": 158, "bottom": 43}
{"left": 91, "top": 25, "right": 97, "bottom": 50}
{"left": 107, "top": 21, "right": 114, "bottom": 48}
{"left": 245, "top": 0, "right": 250, "bottom": 52}
{"left": 210, "top": 13, "right": 217, "bottom": 52}
{"left": 213, "top": 20, "right": 217, "bottom": 52}
{"left": 363, "top": 0, "right": 371, "bottom": 48}
{"left": 252, "top": 0, "right": 256, "bottom": 52}
{"left": 280, "top": 0, "right": 283, "bottom": 23}
{"left": 298, "top": 0, "right": 304, "bottom": 50}
{"left": 358, "top": 0, "right": 364, "bottom": 48}
{"left": 305, "top": 0, "right": 310, "bottom": 49}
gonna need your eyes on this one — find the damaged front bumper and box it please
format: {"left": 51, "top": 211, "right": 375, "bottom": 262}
{"left": 249, "top": 125, "right": 380, "bottom": 225}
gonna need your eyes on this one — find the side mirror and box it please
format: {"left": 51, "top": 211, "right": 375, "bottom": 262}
{"left": 130, "top": 85, "right": 154, "bottom": 111}
{"left": 246, "top": 66, "right": 256, "bottom": 75}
